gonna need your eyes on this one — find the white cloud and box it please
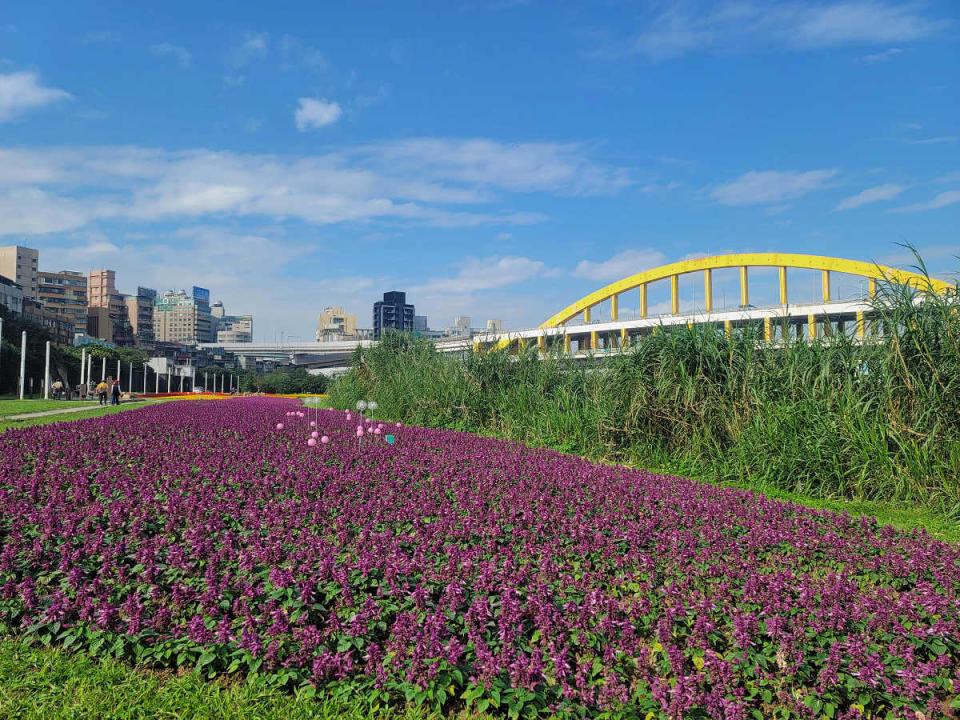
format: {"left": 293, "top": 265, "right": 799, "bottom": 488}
{"left": 711, "top": 169, "right": 838, "bottom": 206}
{"left": 856, "top": 47, "right": 903, "bottom": 63}
{"left": 621, "top": 1, "right": 947, "bottom": 61}
{"left": 361, "top": 138, "right": 632, "bottom": 195}
{"left": 278, "top": 36, "right": 328, "bottom": 73}
{"left": 226, "top": 32, "right": 268, "bottom": 69}
{"left": 0, "top": 138, "right": 631, "bottom": 233}
{"left": 905, "top": 136, "right": 957, "bottom": 145}
{"left": 835, "top": 183, "right": 904, "bottom": 210}
{"left": 0, "top": 71, "right": 71, "bottom": 121}
{"left": 150, "top": 43, "right": 192, "bottom": 69}
{"left": 890, "top": 190, "right": 960, "bottom": 213}
{"left": 295, "top": 98, "right": 342, "bottom": 131}
{"left": 572, "top": 248, "right": 668, "bottom": 282}
{"left": 415, "top": 255, "right": 551, "bottom": 294}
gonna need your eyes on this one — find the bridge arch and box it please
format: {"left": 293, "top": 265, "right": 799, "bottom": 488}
{"left": 540, "top": 252, "right": 949, "bottom": 328}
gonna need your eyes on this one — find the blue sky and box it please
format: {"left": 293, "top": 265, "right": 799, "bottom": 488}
{"left": 1, "top": 0, "right": 957, "bottom": 338}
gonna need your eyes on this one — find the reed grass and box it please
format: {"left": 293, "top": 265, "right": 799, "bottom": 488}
{"left": 329, "top": 252, "right": 960, "bottom": 522}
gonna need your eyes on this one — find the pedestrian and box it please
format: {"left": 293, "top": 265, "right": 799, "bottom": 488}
{"left": 52, "top": 379, "right": 63, "bottom": 399}
{"left": 111, "top": 379, "right": 122, "bottom": 406}
{"left": 96, "top": 379, "right": 109, "bottom": 405}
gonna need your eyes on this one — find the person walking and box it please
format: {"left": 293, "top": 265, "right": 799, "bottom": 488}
{"left": 96, "top": 379, "right": 109, "bottom": 405}
{"left": 111, "top": 379, "right": 122, "bottom": 406}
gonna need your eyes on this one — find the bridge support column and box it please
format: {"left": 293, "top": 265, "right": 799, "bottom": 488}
{"left": 704, "top": 269, "right": 712, "bottom": 312}
{"left": 671, "top": 275, "right": 679, "bottom": 314}
{"left": 779, "top": 267, "right": 788, "bottom": 305}
{"left": 473, "top": 342, "right": 480, "bottom": 353}
{"left": 808, "top": 313, "right": 817, "bottom": 340}
{"left": 590, "top": 330, "right": 598, "bottom": 351}
{"left": 537, "top": 335, "right": 546, "bottom": 354}
{"left": 610, "top": 294, "right": 618, "bottom": 321}
{"left": 868, "top": 278, "right": 876, "bottom": 298}
{"left": 724, "top": 320, "right": 731, "bottom": 340}
{"left": 583, "top": 307, "right": 591, "bottom": 323}
{"left": 640, "top": 283, "right": 648, "bottom": 318}
{"left": 822, "top": 270, "right": 831, "bottom": 302}
{"left": 764, "top": 317, "right": 772, "bottom": 343}
{"left": 518, "top": 337, "right": 527, "bottom": 352}
{"left": 857, "top": 311, "right": 865, "bottom": 339}
{"left": 620, "top": 328, "right": 628, "bottom": 348}
{"left": 563, "top": 334, "right": 571, "bottom": 353}
{"left": 740, "top": 266, "right": 749, "bottom": 307}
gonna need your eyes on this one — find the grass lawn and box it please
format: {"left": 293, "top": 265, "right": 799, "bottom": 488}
{"left": 0, "top": 400, "right": 158, "bottom": 433}
{"left": 0, "top": 399, "right": 100, "bottom": 418}
{"left": 0, "top": 638, "right": 487, "bottom": 720}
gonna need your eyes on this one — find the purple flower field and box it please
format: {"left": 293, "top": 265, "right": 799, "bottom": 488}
{"left": 1, "top": 397, "right": 958, "bottom": 719}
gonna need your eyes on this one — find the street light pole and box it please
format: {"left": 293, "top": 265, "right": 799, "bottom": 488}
{"left": 43, "top": 340, "right": 51, "bottom": 399}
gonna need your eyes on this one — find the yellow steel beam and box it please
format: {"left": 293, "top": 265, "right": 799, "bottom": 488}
{"left": 610, "top": 294, "right": 619, "bottom": 321}
{"left": 539, "top": 252, "right": 951, "bottom": 328}
{"left": 671, "top": 275, "right": 679, "bottom": 314}
{"left": 764, "top": 316, "right": 772, "bottom": 343}
{"left": 590, "top": 330, "right": 598, "bottom": 350}
{"left": 563, "top": 334, "right": 571, "bottom": 353}
{"left": 857, "top": 311, "right": 865, "bottom": 339}
{"left": 704, "top": 269, "right": 713, "bottom": 312}
{"left": 808, "top": 313, "right": 816, "bottom": 339}
{"left": 583, "top": 306, "right": 591, "bottom": 323}
{"left": 779, "top": 266, "right": 788, "bottom": 305}
{"left": 620, "top": 327, "right": 628, "bottom": 346}
{"left": 724, "top": 320, "right": 731, "bottom": 340}
{"left": 868, "top": 277, "right": 876, "bottom": 297}
{"left": 822, "top": 270, "right": 831, "bottom": 302}
{"left": 740, "top": 266, "right": 749, "bottom": 307}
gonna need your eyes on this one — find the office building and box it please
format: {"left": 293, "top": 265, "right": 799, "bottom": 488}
{"left": 153, "top": 287, "right": 214, "bottom": 344}
{"left": 373, "top": 291, "right": 415, "bottom": 339}
{"left": 0, "top": 245, "right": 39, "bottom": 300}
{"left": 0, "top": 275, "right": 24, "bottom": 316}
{"left": 38, "top": 270, "right": 87, "bottom": 334}
{"left": 23, "top": 298, "right": 73, "bottom": 344}
{"left": 486, "top": 319, "right": 503, "bottom": 333}
{"left": 86, "top": 306, "right": 114, "bottom": 343}
{"left": 88, "top": 269, "right": 134, "bottom": 346}
{"left": 317, "top": 306, "right": 358, "bottom": 340}
{"left": 125, "top": 286, "right": 156, "bottom": 343}
{"left": 413, "top": 315, "right": 428, "bottom": 332}
{"left": 446, "top": 315, "right": 474, "bottom": 337}
{"left": 216, "top": 314, "right": 254, "bottom": 343}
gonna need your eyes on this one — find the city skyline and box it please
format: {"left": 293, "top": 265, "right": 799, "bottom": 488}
{"left": 0, "top": 1, "right": 957, "bottom": 337}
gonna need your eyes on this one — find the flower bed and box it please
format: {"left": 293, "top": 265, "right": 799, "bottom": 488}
{"left": 0, "top": 397, "right": 957, "bottom": 718}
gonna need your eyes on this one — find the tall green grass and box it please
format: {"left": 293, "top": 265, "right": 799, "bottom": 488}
{"left": 329, "top": 256, "right": 960, "bottom": 519}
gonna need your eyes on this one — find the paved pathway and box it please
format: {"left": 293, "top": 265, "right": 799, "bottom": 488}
{"left": 6, "top": 401, "right": 145, "bottom": 421}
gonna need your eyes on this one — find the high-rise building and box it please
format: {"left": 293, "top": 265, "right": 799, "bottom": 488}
{"left": 373, "top": 291, "right": 415, "bottom": 340}
{"left": 216, "top": 314, "right": 254, "bottom": 343}
{"left": 413, "top": 315, "right": 428, "bottom": 332}
{"left": 86, "top": 306, "right": 113, "bottom": 343}
{"left": 88, "top": 269, "right": 134, "bottom": 345}
{"left": 125, "top": 286, "right": 157, "bottom": 344}
{"left": 0, "top": 245, "right": 39, "bottom": 301}
{"left": 485, "top": 319, "right": 503, "bottom": 333}
{"left": 38, "top": 270, "right": 87, "bottom": 334}
{"left": 317, "top": 306, "right": 358, "bottom": 340}
{"left": 153, "top": 287, "right": 214, "bottom": 344}
{"left": 0, "top": 275, "right": 24, "bottom": 316}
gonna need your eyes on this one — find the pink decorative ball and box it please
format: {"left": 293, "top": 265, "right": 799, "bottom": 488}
{"left": 311, "top": 431, "right": 319, "bottom": 439}
{"left": 320, "top": 435, "right": 329, "bottom": 444}
{"left": 309, "top": 420, "right": 316, "bottom": 428}
{"left": 307, "top": 438, "right": 317, "bottom": 447}
{"left": 374, "top": 428, "right": 381, "bottom": 435}
{"left": 276, "top": 423, "right": 284, "bottom": 430}
{"left": 396, "top": 422, "right": 402, "bottom": 428}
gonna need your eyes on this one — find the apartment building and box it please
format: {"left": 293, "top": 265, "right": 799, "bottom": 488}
{"left": 38, "top": 270, "right": 87, "bottom": 334}
{"left": 0, "top": 245, "right": 39, "bottom": 301}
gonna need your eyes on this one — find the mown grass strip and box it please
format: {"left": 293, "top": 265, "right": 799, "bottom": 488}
{"left": 0, "top": 637, "right": 491, "bottom": 720}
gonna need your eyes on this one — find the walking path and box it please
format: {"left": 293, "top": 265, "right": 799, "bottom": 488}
{"left": 6, "top": 401, "right": 146, "bottom": 420}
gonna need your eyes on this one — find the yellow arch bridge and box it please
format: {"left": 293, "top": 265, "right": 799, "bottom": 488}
{"left": 475, "top": 253, "right": 951, "bottom": 354}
